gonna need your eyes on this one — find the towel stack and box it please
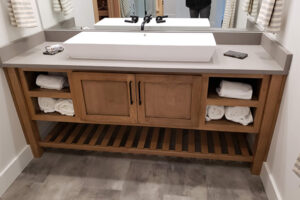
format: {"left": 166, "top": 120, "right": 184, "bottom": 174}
{"left": 36, "top": 74, "right": 73, "bottom": 116}
{"left": 206, "top": 80, "right": 254, "bottom": 126}
{"left": 38, "top": 97, "right": 74, "bottom": 116}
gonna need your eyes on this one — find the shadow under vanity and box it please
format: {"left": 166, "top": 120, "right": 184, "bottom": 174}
{"left": 0, "top": 31, "right": 292, "bottom": 175}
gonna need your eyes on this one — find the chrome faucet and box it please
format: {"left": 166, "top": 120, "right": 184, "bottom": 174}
{"left": 141, "top": 15, "right": 152, "bottom": 31}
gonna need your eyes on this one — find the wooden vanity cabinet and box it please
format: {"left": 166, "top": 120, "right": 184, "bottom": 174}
{"left": 72, "top": 72, "right": 137, "bottom": 124}
{"left": 136, "top": 74, "right": 202, "bottom": 128}
{"left": 72, "top": 73, "right": 202, "bottom": 128}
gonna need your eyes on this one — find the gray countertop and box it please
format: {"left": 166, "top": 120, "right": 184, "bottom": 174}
{"left": 2, "top": 42, "right": 285, "bottom": 74}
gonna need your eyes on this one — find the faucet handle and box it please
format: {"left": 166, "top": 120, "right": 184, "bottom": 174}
{"left": 125, "top": 16, "right": 139, "bottom": 23}
{"left": 156, "top": 15, "right": 168, "bottom": 23}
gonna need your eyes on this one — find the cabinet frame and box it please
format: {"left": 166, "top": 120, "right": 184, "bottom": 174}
{"left": 4, "top": 67, "right": 287, "bottom": 175}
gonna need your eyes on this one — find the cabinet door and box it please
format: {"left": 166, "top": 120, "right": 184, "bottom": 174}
{"left": 72, "top": 72, "right": 137, "bottom": 123}
{"left": 136, "top": 75, "right": 202, "bottom": 128}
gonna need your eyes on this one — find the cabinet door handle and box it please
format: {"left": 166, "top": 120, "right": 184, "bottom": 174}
{"left": 129, "top": 81, "right": 133, "bottom": 105}
{"left": 138, "top": 81, "right": 142, "bottom": 105}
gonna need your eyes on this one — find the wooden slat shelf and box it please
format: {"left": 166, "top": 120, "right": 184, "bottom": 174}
{"left": 28, "top": 88, "right": 71, "bottom": 98}
{"left": 39, "top": 123, "right": 253, "bottom": 162}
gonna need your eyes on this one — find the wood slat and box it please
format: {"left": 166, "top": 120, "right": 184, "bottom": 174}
{"left": 201, "top": 131, "right": 208, "bottom": 153}
{"left": 40, "top": 123, "right": 254, "bottom": 164}
{"left": 175, "top": 129, "right": 183, "bottom": 152}
{"left": 150, "top": 128, "right": 160, "bottom": 150}
{"left": 89, "top": 125, "right": 105, "bottom": 145}
{"left": 137, "top": 127, "right": 148, "bottom": 149}
{"left": 66, "top": 124, "right": 84, "bottom": 144}
{"left": 44, "top": 123, "right": 65, "bottom": 142}
{"left": 100, "top": 126, "right": 116, "bottom": 146}
{"left": 213, "top": 132, "right": 222, "bottom": 154}
{"left": 54, "top": 123, "right": 74, "bottom": 143}
{"left": 113, "top": 126, "right": 127, "bottom": 147}
{"left": 77, "top": 125, "right": 95, "bottom": 145}
{"left": 163, "top": 128, "right": 171, "bottom": 151}
{"left": 226, "top": 133, "right": 235, "bottom": 155}
{"left": 125, "top": 126, "right": 137, "bottom": 148}
{"left": 238, "top": 134, "right": 250, "bottom": 156}
{"left": 188, "top": 130, "right": 195, "bottom": 153}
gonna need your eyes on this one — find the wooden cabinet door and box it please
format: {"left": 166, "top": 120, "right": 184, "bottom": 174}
{"left": 136, "top": 75, "right": 202, "bottom": 128}
{"left": 72, "top": 72, "right": 137, "bottom": 123}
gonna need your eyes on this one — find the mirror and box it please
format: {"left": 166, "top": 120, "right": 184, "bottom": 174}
{"left": 36, "top": 0, "right": 259, "bottom": 30}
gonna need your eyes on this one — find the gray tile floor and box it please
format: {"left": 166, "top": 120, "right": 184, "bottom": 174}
{"left": 1, "top": 150, "right": 268, "bottom": 200}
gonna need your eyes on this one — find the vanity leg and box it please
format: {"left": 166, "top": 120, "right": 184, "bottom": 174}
{"left": 4, "top": 68, "right": 44, "bottom": 158}
{"left": 251, "top": 75, "right": 286, "bottom": 175}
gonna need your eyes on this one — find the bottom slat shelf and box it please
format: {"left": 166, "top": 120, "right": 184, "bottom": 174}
{"left": 39, "top": 123, "right": 253, "bottom": 162}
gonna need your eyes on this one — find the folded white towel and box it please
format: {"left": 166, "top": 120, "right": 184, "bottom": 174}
{"left": 36, "top": 74, "right": 66, "bottom": 90}
{"left": 217, "top": 80, "right": 253, "bottom": 100}
{"left": 206, "top": 105, "right": 225, "bottom": 121}
{"left": 38, "top": 97, "right": 56, "bottom": 113}
{"left": 55, "top": 99, "right": 74, "bottom": 116}
{"left": 225, "top": 106, "right": 253, "bottom": 126}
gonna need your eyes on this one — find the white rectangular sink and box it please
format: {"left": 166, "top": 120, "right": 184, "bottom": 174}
{"left": 94, "top": 18, "right": 210, "bottom": 31}
{"left": 64, "top": 32, "right": 216, "bottom": 62}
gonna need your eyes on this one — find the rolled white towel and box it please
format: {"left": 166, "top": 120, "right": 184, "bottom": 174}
{"left": 217, "top": 80, "right": 253, "bottom": 100}
{"left": 36, "top": 74, "right": 66, "bottom": 90}
{"left": 38, "top": 97, "right": 57, "bottom": 113}
{"left": 55, "top": 99, "right": 75, "bottom": 116}
{"left": 206, "top": 105, "right": 225, "bottom": 121}
{"left": 225, "top": 106, "right": 253, "bottom": 126}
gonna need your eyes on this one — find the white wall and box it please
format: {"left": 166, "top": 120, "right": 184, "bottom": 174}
{"left": 0, "top": 0, "right": 40, "bottom": 196}
{"left": 72, "top": 0, "right": 94, "bottom": 27}
{"left": 0, "top": 0, "right": 42, "bottom": 47}
{"left": 261, "top": 0, "right": 300, "bottom": 199}
{"left": 36, "top": 0, "right": 74, "bottom": 29}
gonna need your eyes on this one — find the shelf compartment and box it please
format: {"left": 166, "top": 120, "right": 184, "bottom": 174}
{"left": 30, "top": 98, "right": 78, "bottom": 122}
{"left": 20, "top": 70, "right": 70, "bottom": 97}
{"left": 39, "top": 123, "right": 253, "bottom": 163}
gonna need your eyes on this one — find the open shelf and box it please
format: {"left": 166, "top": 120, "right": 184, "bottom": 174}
{"left": 22, "top": 71, "right": 71, "bottom": 98}
{"left": 207, "top": 91, "right": 259, "bottom": 107}
{"left": 39, "top": 123, "right": 253, "bottom": 162}
{"left": 30, "top": 98, "right": 78, "bottom": 122}
{"left": 28, "top": 88, "right": 71, "bottom": 98}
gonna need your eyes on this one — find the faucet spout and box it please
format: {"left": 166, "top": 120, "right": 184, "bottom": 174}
{"left": 141, "top": 15, "right": 152, "bottom": 31}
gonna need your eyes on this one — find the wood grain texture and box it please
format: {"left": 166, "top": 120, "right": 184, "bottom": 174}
{"left": 72, "top": 72, "right": 137, "bottom": 124}
{"left": 251, "top": 75, "right": 286, "bottom": 174}
{"left": 39, "top": 123, "right": 253, "bottom": 162}
{"left": 136, "top": 74, "right": 202, "bottom": 128}
{"left": 4, "top": 68, "right": 43, "bottom": 157}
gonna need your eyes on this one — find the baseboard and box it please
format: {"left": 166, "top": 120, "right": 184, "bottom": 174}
{"left": 260, "top": 162, "right": 282, "bottom": 200}
{"left": 0, "top": 145, "right": 33, "bottom": 196}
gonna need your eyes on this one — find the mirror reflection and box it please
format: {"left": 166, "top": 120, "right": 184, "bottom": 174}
{"left": 37, "top": 0, "right": 257, "bottom": 30}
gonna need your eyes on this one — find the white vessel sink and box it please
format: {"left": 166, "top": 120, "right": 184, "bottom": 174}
{"left": 64, "top": 32, "right": 216, "bottom": 62}
{"left": 94, "top": 18, "right": 210, "bottom": 31}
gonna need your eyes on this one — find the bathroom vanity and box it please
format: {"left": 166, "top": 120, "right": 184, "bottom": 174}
{"left": 0, "top": 31, "right": 291, "bottom": 175}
